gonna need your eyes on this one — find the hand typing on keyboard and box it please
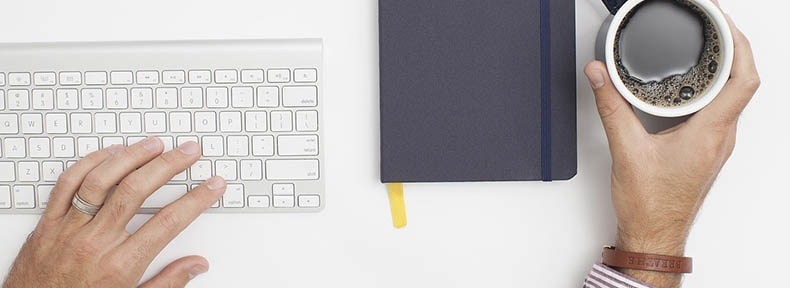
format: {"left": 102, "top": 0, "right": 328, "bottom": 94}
{"left": 2, "top": 138, "right": 226, "bottom": 288}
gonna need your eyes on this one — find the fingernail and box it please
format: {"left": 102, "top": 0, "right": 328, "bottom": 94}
{"left": 188, "top": 264, "right": 209, "bottom": 279}
{"left": 177, "top": 141, "right": 200, "bottom": 155}
{"left": 107, "top": 144, "right": 125, "bottom": 155}
{"left": 206, "top": 176, "right": 226, "bottom": 190}
{"left": 587, "top": 68, "right": 606, "bottom": 89}
{"left": 144, "top": 137, "right": 162, "bottom": 152}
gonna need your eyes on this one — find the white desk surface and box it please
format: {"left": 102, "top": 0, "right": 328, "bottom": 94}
{"left": 1, "top": 0, "right": 787, "bottom": 287}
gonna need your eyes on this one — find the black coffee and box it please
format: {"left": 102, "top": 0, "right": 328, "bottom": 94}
{"left": 614, "top": 0, "right": 722, "bottom": 107}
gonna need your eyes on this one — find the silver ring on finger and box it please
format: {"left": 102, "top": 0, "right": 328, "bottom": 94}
{"left": 71, "top": 193, "right": 103, "bottom": 216}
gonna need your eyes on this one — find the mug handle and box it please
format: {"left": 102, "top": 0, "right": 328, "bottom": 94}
{"left": 601, "top": 0, "right": 629, "bottom": 14}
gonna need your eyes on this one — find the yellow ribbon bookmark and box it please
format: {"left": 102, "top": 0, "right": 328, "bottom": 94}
{"left": 387, "top": 183, "right": 407, "bottom": 229}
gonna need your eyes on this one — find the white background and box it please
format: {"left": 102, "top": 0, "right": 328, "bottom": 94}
{"left": 0, "top": 0, "right": 787, "bottom": 287}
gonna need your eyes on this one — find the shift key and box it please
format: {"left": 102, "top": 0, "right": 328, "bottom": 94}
{"left": 266, "top": 159, "right": 319, "bottom": 180}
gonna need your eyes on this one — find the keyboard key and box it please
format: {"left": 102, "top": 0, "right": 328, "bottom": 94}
{"left": 141, "top": 185, "right": 188, "bottom": 209}
{"left": 158, "top": 136, "right": 174, "bottom": 152}
{"left": 155, "top": 87, "right": 178, "bottom": 109}
{"left": 52, "top": 137, "right": 75, "bottom": 158}
{"left": 272, "top": 183, "right": 294, "bottom": 195}
{"left": 296, "top": 110, "right": 319, "bottom": 132}
{"left": 84, "top": 71, "right": 108, "bottom": 85}
{"left": 245, "top": 111, "right": 267, "bottom": 132}
{"left": 28, "top": 137, "right": 50, "bottom": 158}
{"left": 176, "top": 136, "right": 199, "bottom": 147}
{"left": 188, "top": 70, "right": 211, "bottom": 84}
{"left": 110, "top": 71, "right": 133, "bottom": 85}
{"left": 0, "top": 163, "right": 15, "bottom": 181}
{"left": 163, "top": 70, "right": 186, "bottom": 84}
{"left": 231, "top": 86, "right": 254, "bottom": 108}
{"left": 194, "top": 112, "right": 217, "bottom": 132}
{"left": 219, "top": 111, "right": 242, "bottom": 132}
{"left": 169, "top": 112, "right": 192, "bottom": 133}
{"left": 201, "top": 136, "right": 224, "bottom": 157}
{"left": 251, "top": 135, "right": 274, "bottom": 156}
{"left": 13, "top": 186, "right": 35, "bottom": 209}
{"left": 240, "top": 159, "right": 262, "bottom": 180}
{"left": 267, "top": 69, "right": 291, "bottom": 83}
{"left": 226, "top": 135, "right": 249, "bottom": 157}
{"left": 190, "top": 160, "right": 212, "bottom": 181}
{"left": 283, "top": 86, "right": 318, "bottom": 107}
{"left": 44, "top": 114, "right": 66, "bottom": 135}
{"left": 33, "top": 72, "right": 57, "bottom": 86}
{"left": 4, "top": 138, "right": 26, "bottom": 158}
{"left": 106, "top": 88, "right": 129, "bottom": 109}
{"left": 0, "top": 114, "right": 19, "bottom": 134}
{"left": 206, "top": 87, "right": 228, "bottom": 108}
{"left": 215, "top": 69, "right": 238, "bottom": 84}
{"left": 94, "top": 113, "right": 117, "bottom": 134}
{"left": 38, "top": 185, "right": 55, "bottom": 208}
{"left": 0, "top": 73, "right": 5, "bottom": 86}
{"left": 241, "top": 69, "right": 264, "bottom": 83}
{"left": 144, "top": 112, "right": 167, "bottom": 133}
{"left": 273, "top": 195, "right": 294, "bottom": 208}
{"left": 270, "top": 111, "right": 293, "bottom": 132}
{"left": 136, "top": 71, "right": 159, "bottom": 84}
{"left": 0, "top": 90, "right": 4, "bottom": 110}
{"left": 294, "top": 68, "right": 318, "bottom": 83}
{"left": 7, "top": 90, "right": 30, "bottom": 110}
{"left": 32, "top": 89, "right": 55, "bottom": 110}
{"left": 77, "top": 137, "right": 100, "bottom": 157}
{"left": 21, "top": 113, "right": 43, "bottom": 134}
{"left": 127, "top": 136, "right": 146, "bottom": 146}
{"left": 17, "top": 162, "right": 40, "bottom": 182}
{"left": 265, "top": 159, "right": 319, "bottom": 180}
{"left": 102, "top": 137, "right": 124, "bottom": 148}
{"left": 42, "top": 162, "right": 63, "bottom": 182}
{"left": 277, "top": 135, "right": 319, "bottom": 156}
{"left": 223, "top": 184, "right": 245, "bottom": 208}
{"left": 248, "top": 195, "right": 270, "bottom": 208}
{"left": 70, "top": 113, "right": 92, "bottom": 134}
{"left": 131, "top": 88, "right": 154, "bottom": 109}
{"left": 215, "top": 160, "right": 237, "bottom": 181}
{"left": 9, "top": 72, "right": 31, "bottom": 86}
{"left": 298, "top": 195, "right": 321, "bottom": 208}
{"left": 181, "top": 87, "right": 203, "bottom": 108}
{"left": 56, "top": 89, "right": 79, "bottom": 110}
{"left": 59, "top": 72, "right": 82, "bottom": 85}
{"left": 0, "top": 186, "right": 10, "bottom": 208}
{"left": 256, "top": 86, "right": 279, "bottom": 108}
{"left": 81, "top": 88, "right": 103, "bottom": 109}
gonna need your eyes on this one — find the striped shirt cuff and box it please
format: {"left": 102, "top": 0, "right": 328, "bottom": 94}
{"left": 583, "top": 263, "right": 655, "bottom": 288}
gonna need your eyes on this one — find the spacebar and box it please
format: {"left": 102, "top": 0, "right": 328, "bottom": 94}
{"left": 266, "top": 159, "right": 319, "bottom": 180}
{"left": 141, "top": 184, "right": 188, "bottom": 208}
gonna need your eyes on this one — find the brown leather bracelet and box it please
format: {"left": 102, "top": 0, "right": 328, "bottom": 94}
{"left": 601, "top": 246, "right": 693, "bottom": 273}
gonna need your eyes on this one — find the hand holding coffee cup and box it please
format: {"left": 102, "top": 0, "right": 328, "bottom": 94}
{"left": 587, "top": 1, "right": 760, "bottom": 286}
{"left": 596, "top": 0, "right": 734, "bottom": 117}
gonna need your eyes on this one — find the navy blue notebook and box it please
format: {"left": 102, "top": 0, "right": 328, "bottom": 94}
{"left": 379, "top": 0, "right": 577, "bottom": 183}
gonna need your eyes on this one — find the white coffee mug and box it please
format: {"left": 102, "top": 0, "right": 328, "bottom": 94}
{"left": 595, "top": 0, "right": 734, "bottom": 118}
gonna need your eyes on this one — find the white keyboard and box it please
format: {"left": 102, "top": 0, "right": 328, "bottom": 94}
{"left": 0, "top": 39, "right": 324, "bottom": 213}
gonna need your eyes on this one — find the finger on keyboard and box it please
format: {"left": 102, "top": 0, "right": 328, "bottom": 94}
{"left": 123, "top": 176, "right": 226, "bottom": 262}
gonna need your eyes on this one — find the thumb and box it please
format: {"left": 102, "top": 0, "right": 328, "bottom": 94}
{"left": 139, "top": 256, "right": 209, "bottom": 288}
{"left": 584, "top": 61, "right": 645, "bottom": 148}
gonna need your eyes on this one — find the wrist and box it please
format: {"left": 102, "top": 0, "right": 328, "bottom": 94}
{"left": 615, "top": 226, "right": 689, "bottom": 257}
